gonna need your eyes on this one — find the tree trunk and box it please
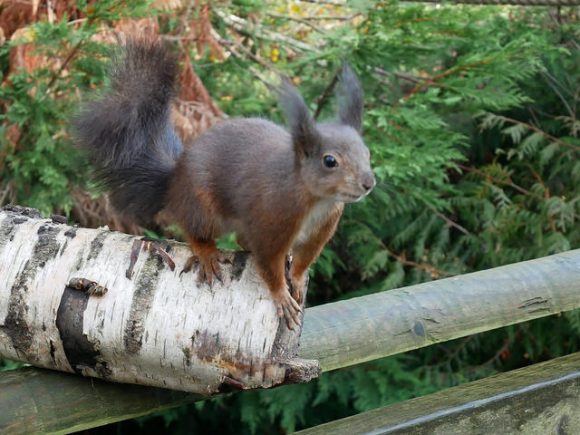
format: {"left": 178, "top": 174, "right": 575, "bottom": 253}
{"left": 0, "top": 205, "right": 319, "bottom": 394}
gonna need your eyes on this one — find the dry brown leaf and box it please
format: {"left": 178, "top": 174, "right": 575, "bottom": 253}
{"left": 172, "top": 51, "right": 223, "bottom": 143}
{"left": 115, "top": 18, "right": 160, "bottom": 39}
{"left": 5, "top": 123, "right": 21, "bottom": 147}
{"left": 178, "top": 53, "right": 222, "bottom": 115}
{"left": 71, "top": 188, "right": 143, "bottom": 234}
{"left": 91, "top": 17, "right": 160, "bottom": 46}
{"left": 8, "top": 29, "right": 61, "bottom": 75}
{"left": 172, "top": 102, "right": 222, "bottom": 144}
{"left": 0, "top": 0, "right": 35, "bottom": 39}
{"left": 2, "top": 3, "right": 224, "bottom": 232}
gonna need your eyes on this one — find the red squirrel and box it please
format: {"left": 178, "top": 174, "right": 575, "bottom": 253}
{"left": 73, "top": 39, "right": 375, "bottom": 329}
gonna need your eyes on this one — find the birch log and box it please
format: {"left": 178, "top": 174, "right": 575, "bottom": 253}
{"left": 0, "top": 206, "right": 319, "bottom": 394}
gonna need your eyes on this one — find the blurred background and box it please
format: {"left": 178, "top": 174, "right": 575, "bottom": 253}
{"left": 0, "top": 0, "right": 578, "bottom": 433}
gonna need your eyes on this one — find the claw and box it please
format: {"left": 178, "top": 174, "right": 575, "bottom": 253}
{"left": 216, "top": 251, "right": 234, "bottom": 265}
{"left": 181, "top": 253, "right": 225, "bottom": 288}
{"left": 274, "top": 289, "right": 303, "bottom": 330}
{"left": 181, "top": 255, "right": 199, "bottom": 276}
{"left": 212, "top": 259, "right": 224, "bottom": 284}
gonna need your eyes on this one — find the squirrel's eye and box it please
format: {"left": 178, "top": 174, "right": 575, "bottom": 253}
{"left": 323, "top": 154, "right": 338, "bottom": 169}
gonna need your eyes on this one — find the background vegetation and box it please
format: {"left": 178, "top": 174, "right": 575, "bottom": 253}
{"left": 0, "top": 0, "right": 578, "bottom": 433}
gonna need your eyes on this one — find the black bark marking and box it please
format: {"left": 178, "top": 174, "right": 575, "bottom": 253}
{"left": 2, "top": 204, "right": 42, "bottom": 218}
{"left": 124, "top": 255, "right": 163, "bottom": 354}
{"left": 59, "top": 239, "right": 68, "bottom": 256}
{"left": 0, "top": 205, "right": 41, "bottom": 250}
{"left": 0, "top": 212, "right": 31, "bottom": 251}
{"left": 35, "top": 225, "right": 61, "bottom": 266}
{"left": 51, "top": 214, "right": 67, "bottom": 224}
{"left": 182, "top": 347, "right": 192, "bottom": 367}
{"left": 49, "top": 339, "right": 57, "bottom": 364}
{"left": 74, "top": 254, "right": 84, "bottom": 271}
{"left": 1, "top": 224, "right": 61, "bottom": 359}
{"left": 64, "top": 227, "right": 77, "bottom": 238}
{"left": 56, "top": 285, "right": 111, "bottom": 377}
{"left": 231, "top": 251, "right": 249, "bottom": 281}
{"left": 87, "top": 230, "right": 109, "bottom": 262}
{"left": 0, "top": 217, "right": 19, "bottom": 248}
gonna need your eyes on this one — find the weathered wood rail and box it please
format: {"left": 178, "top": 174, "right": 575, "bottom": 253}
{"left": 301, "top": 247, "right": 580, "bottom": 371}
{"left": 1, "top": 242, "right": 579, "bottom": 433}
{"left": 297, "top": 352, "right": 580, "bottom": 434}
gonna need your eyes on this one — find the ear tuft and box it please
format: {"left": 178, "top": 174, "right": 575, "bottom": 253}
{"left": 337, "top": 64, "right": 364, "bottom": 132}
{"left": 278, "top": 79, "right": 321, "bottom": 157}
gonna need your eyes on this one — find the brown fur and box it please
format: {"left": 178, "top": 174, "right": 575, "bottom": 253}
{"left": 165, "top": 116, "right": 372, "bottom": 329}
{"left": 75, "top": 40, "right": 374, "bottom": 330}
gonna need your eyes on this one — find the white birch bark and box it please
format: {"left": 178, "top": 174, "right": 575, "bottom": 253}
{"left": 0, "top": 206, "right": 318, "bottom": 393}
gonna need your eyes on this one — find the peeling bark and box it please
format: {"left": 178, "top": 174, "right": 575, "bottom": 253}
{"left": 0, "top": 206, "right": 319, "bottom": 393}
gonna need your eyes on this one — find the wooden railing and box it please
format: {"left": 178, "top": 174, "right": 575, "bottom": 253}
{"left": 297, "top": 352, "right": 580, "bottom": 434}
{"left": 1, "top": 249, "right": 579, "bottom": 433}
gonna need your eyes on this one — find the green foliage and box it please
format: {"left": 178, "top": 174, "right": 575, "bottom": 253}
{"left": 0, "top": 359, "right": 23, "bottom": 372}
{"left": 1, "top": 1, "right": 578, "bottom": 434}
{"left": 188, "top": 3, "right": 580, "bottom": 433}
{"left": 0, "top": 1, "right": 155, "bottom": 214}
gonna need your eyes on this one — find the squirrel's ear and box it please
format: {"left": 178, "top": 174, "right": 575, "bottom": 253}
{"left": 279, "top": 80, "right": 321, "bottom": 158}
{"left": 337, "top": 64, "right": 364, "bottom": 133}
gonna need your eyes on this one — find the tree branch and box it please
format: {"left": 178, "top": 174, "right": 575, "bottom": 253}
{"left": 214, "top": 10, "right": 318, "bottom": 53}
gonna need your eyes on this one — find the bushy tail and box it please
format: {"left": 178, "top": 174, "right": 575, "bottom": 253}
{"left": 73, "top": 39, "right": 182, "bottom": 226}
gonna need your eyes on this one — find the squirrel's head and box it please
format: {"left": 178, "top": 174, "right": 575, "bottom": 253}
{"left": 280, "top": 65, "right": 375, "bottom": 203}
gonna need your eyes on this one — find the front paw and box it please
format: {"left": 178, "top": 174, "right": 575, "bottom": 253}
{"left": 181, "top": 254, "right": 224, "bottom": 287}
{"left": 273, "top": 289, "right": 303, "bottom": 330}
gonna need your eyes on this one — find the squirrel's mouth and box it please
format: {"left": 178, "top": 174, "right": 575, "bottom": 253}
{"left": 338, "top": 186, "right": 374, "bottom": 203}
{"left": 338, "top": 193, "right": 365, "bottom": 203}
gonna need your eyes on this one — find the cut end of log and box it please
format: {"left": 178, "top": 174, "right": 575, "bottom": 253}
{"left": 283, "top": 358, "right": 321, "bottom": 384}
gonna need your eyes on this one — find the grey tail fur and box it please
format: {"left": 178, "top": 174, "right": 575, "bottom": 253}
{"left": 72, "top": 39, "right": 182, "bottom": 226}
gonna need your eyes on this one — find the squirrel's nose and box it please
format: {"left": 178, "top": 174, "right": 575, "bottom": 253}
{"left": 361, "top": 173, "right": 376, "bottom": 192}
